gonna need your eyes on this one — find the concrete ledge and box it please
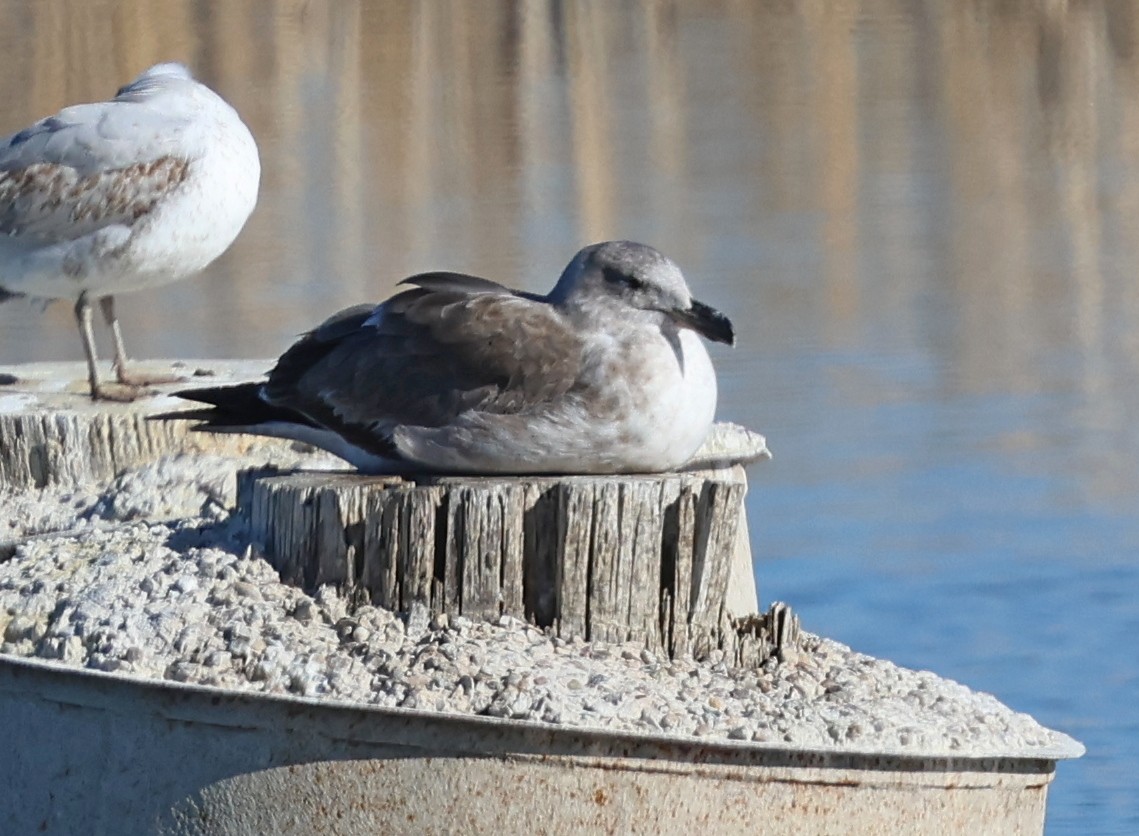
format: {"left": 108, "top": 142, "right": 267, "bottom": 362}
{"left": 0, "top": 360, "right": 1083, "bottom": 834}
{"left": 0, "top": 655, "right": 1077, "bottom": 835}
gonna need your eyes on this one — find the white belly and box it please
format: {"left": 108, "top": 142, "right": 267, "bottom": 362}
{"left": 613, "top": 328, "right": 718, "bottom": 470}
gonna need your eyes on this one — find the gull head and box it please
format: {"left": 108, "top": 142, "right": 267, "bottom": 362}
{"left": 551, "top": 240, "right": 735, "bottom": 346}
{"left": 115, "top": 63, "right": 197, "bottom": 100}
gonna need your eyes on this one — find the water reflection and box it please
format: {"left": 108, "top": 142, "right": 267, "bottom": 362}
{"left": 1, "top": 2, "right": 1137, "bottom": 832}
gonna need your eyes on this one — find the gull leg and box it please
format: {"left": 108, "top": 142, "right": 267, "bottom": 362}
{"left": 74, "top": 294, "right": 134, "bottom": 401}
{"left": 99, "top": 295, "right": 181, "bottom": 387}
{"left": 75, "top": 293, "right": 102, "bottom": 397}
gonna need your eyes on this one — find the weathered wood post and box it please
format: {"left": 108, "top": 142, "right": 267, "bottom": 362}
{"left": 239, "top": 424, "right": 784, "bottom": 664}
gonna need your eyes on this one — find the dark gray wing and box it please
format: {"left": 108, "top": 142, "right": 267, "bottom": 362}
{"left": 398, "top": 270, "right": 514, "bottom": 295}
{"left": 262, "top": 280, "right": 584, "bottom": 458}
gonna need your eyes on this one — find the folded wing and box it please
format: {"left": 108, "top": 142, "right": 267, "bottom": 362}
{"left": 262, "top": 273, "right": 585, "bottom": 460}
{"left": 0, "top": 102, "right": 193, "bottom": 243}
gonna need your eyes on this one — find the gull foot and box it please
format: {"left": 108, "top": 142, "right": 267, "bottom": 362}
{"left": 114, "top": 367, "right": 185, "bottom": 387}
{"left": 91, "top": 382, "right": 159, "bottom": 402}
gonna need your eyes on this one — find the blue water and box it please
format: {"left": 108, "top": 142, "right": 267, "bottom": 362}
{"left": 730, "top": 349, "right": 1139, "bottom": 834}
{"left": 0, "top": 2, "right": 1135, "bottom": 831}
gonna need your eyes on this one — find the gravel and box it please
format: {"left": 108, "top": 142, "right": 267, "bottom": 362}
{"left": 0, "top": 452, "right": 1078, "bottom": 758}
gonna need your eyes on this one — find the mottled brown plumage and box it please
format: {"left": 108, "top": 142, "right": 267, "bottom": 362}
{"left": 0, "top": 157, "right": 189, "bottom": 242}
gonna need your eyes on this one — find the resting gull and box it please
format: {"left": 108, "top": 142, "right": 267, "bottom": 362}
{"left": 169, "top": 241, "right": 734, "bottom": 475}
{"left": 0, "top": 63, "right": 260, "bottom": 400}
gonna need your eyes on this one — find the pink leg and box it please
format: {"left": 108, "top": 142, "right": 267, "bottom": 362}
{"left": 99, "top": 295, "right": 183, "bottom": 387}
{"left": 74, "top": 294, "right": 139, "bottom": 401}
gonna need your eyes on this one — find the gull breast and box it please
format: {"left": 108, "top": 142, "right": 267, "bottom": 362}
{"left": 582, "top": 326, "right": 718, "bottom": 472}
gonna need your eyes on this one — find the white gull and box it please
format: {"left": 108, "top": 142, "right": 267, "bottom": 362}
{"left": 0, "top": 62, "right": 260, "bottom": 400}
{"left": 169, "top": 241, "right": 735, "bottom": 475}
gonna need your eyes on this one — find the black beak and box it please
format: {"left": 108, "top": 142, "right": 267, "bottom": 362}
{"left": 672, "top": 299, "right": 735, "bottom": 346}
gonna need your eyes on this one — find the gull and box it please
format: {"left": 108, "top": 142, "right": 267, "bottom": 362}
{"left": 0, "top": 62, "right": 260, "bottom": 400}
{"left": 169, "top": 241, "right": 735, "bottom": 475}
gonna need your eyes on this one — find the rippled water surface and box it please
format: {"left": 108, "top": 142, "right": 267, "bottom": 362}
{"left": 1, "top": 2, "right": 1137, "bottom": 832}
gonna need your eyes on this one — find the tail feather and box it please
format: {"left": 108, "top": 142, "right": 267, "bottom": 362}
{"left": 153, "top": 381, "right": 406, "bottom": 472}
{"left": 154, "top": 382, "right": 318, "bottom": 430}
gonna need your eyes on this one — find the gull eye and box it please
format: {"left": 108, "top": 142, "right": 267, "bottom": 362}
{"left": 602, "top": 266, "right": 645, "bottom": 291}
